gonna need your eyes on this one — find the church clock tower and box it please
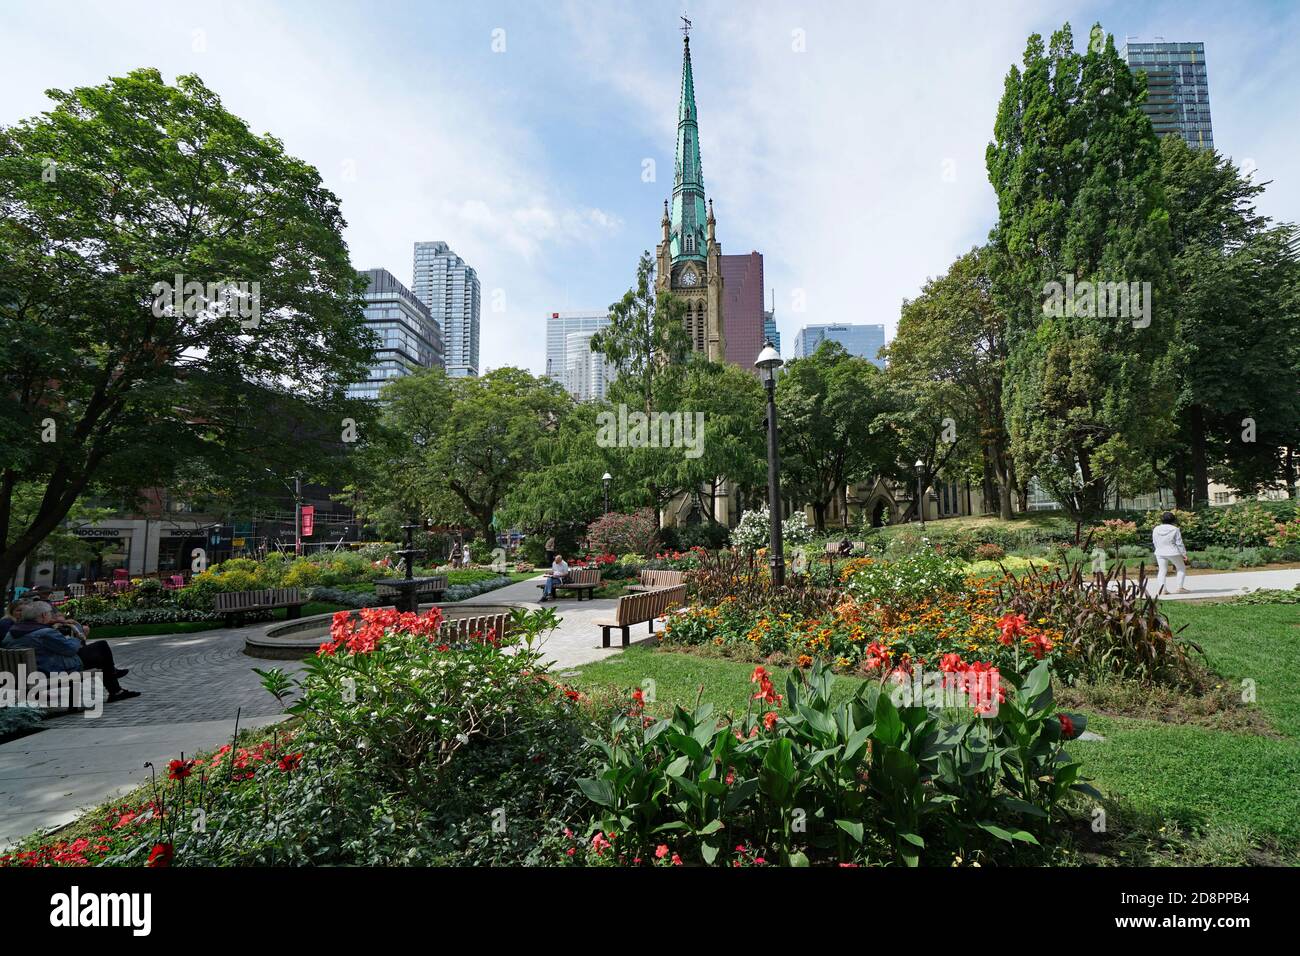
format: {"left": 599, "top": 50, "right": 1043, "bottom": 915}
{"left": 656, "top": 24, "right": 725, "bottom": 361}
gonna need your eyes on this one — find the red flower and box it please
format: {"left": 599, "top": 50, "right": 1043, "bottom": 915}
{"left": 167, "top": 759, "right": 195, "bottom": 781}
{"left": 1025, "top": 632, "right": 1054, "bottom": 660}
{"left": 1058, "top": 713, "right": 1077, "bottom": 739}
{"left": 147, "top": 843, "right": 174, "bottom": 867}
{"left": 763, "top": 711, "right": 779, "bottom": 731}
{"left": 278, "top": 752, "right": 303, "bottom": 772}
{"left": 996, "top": 613, "right": 1027, "bottom": 646}
{"left": 655, "top": 845, "right": 670, "bottom": 859}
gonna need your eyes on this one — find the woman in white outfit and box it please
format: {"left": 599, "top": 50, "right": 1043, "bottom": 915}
{"left": 1152, "top": 512, "right": 1188, "bottom": 595}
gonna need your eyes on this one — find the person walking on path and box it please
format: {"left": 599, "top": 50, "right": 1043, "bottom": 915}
{"left": 1152, "top": 511, "right": 1189, "bottom": 595}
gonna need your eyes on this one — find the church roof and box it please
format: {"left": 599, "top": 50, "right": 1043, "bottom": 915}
{"left": 671, "top": 35, "right": 708, "bottom": 263}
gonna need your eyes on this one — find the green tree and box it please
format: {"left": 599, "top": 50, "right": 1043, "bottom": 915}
{"left": 884, "top": 246, "right": 1015, "bottom": 519}
{"left": 986, "top": 23, "right": 1175, "bottom": 525}
{"left": 776, "top": 342, "right": 895, "bottom": 532}
{"left": 351, "top": 366, "right": 571, "bottom": 545}
{"left": 0, "top": 69, "right": 373, "bottom": 587}
{"left": 589, "top": 251, "right": 695, "bottom": 527}
{"left": 590, "top": 250, "right": 689, "bottom": 415}
{"left": 1156, "top": 135, "right": 1300, "bottom": 505}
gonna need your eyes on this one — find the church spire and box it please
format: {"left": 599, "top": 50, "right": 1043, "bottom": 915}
{"left": 670, "top": 27, "right": 707, "bottom": 263}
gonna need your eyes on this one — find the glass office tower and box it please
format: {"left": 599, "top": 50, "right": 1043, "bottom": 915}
{"left": 413, "top": 241, "right": 480, "bottom": 377}
{"left": 1122, "top": 40, "right": 1214, "bottom": 150}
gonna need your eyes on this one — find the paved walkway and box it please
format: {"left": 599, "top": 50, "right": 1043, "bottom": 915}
{"left": 0, "top": 576, "right": 660, "bottom": 846}
{"left": 1145, "top": 567, "right": 1300, "bottom": 601}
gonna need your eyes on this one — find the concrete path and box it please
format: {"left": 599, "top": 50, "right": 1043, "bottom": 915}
{"left": 463, "top": 575, "right": 667, "bottom": 667}
{"left": 1146, "top": 567, "right": 1300, "bottom": 601}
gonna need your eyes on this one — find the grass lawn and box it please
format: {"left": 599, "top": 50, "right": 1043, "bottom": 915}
{"left": 573, "top": 600, "right": 1300, "bottom": 851}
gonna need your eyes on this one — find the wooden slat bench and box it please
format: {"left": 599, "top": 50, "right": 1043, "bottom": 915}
{"left": 437, "top": 611, "right": 511, "bottom": 645}
{"left": 536, "top": 567, "right": 602, "bottom": 601}
{"left": 594, "top": 584, "right": 687, "bottom": 648}
{"left": 375, "top": 575, "right": 448, "bottom": 605}
{"left": 0, "top": 647, "right": 102, "bottom": 712}
{"left": 624, "top": 569, "right": 686, "bottom": 593}
{"left": 214, "top": 588, "right": 307, "bottom": 627}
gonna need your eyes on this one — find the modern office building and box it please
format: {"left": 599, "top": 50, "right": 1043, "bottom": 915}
{"left": 720, "top": 251, "right": 766, "bottom": 371}
{"left": 545, "top": 311, "right": 615, "bottom": 401}
{"left": 763, "top": 299, "right": 780, "bottom": 355}
{"left": 1122, "top": 40, "right": 1214, "bottom": 150}
{"left": 562, "top": 331, "right": 614, "bottom": 402}
{"left": 346, "top": 268, "right": 444, "bottom": 402}
{"left": 792, "top": 323, "right": 886, "bottom": 368}
{"left": 413, "top": 241, "right": 480, "bottom": 377}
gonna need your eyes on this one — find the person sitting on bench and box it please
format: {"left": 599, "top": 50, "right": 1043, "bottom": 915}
{"left": 1, "top": 600, "right": 140, "bottom": 702}
{"left": 539, "top": 555, "right": 570, "bottom": 602}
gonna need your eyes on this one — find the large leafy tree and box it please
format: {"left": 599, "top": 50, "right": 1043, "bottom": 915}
{"left": 0, "top": 69, "right": 373, "bottom": 587}
{"left": 776, "top": 342, "right": 895, "bottom": 532}
{"left": 987, "top": 24, "right": 1175, "bottom": 525}
{"left": 1155, "top": 135, "right": 1300, "bottom": 504}
{"left": 884, "top": 245, "right": 1016, "bottom": 518}
{"left": 351, "top": 366, "right": 572, "bottom": 544}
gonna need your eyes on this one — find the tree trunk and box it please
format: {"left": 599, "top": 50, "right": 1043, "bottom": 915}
{"left": 812, "top": 501, "right": 826, "bottom": 533}
{"left": 1189, "top": 405, "right": 1210, "bottom": 508}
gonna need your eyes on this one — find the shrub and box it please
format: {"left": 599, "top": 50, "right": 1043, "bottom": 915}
{"left": 281, "top": 562, "right": 322, "bottom": 589}
{"left": 587, "top": 509, "right": 658, "bottom": 557}
{"left": 0, "top": 707, "right": 44, "bottom": 740}
{"left": 577, "top": 661, "right": 1092, "bottom": 866}
{"left": 973, "top": 542, "right": 1005, "bottom": 561}
{"left": 676, "top": 521, "right": 730, "bottom": 551}
{"left": 731, "top": 506, "right": 814, "bottom": 552}
{"left": 292, "top": 607, "right": 566, "bottom": 798}
{"left": 843, "top": 552, "right": 967, "bottom": 607}
{"left": 997, "top": 560, "right": 1199, "bottom": 685}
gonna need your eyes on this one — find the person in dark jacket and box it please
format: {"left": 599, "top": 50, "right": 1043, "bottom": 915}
{"left": 2, "top": 601, "right": 139, "bottom": 701}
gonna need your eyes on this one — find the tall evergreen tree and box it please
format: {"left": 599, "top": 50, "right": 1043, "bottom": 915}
{"left": 987, "top": 23, "right": 1175, "bottom": 526}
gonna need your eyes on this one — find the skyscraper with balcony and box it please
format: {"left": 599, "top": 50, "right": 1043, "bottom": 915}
{"left": 1122, "top": 40, "right": 1214, "bottom": 150}
{"left": 347, "top": 268, "right": 444, "bottom": 401}
{"left": 792, "top": 324, "right": 886, "bottom": 369}
{"left": 413, "top": 241, "right": 480, "bottom": 377}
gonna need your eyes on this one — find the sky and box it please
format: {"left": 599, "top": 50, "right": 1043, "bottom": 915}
{"left": 2, "top": 0, "right": 1298, "bottom": 375}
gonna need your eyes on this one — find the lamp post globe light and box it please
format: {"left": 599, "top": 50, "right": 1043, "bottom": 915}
{"left": 915, "top": 459, "right": 926, "bottom": 530}
{"left": 602, "top": 472, "right": 612, "bottom": 515}
{"left": 755, "top": 341, "right": 785, "bottom": 587}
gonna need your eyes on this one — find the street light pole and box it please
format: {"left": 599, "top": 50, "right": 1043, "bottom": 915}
{"left": 294, "top": 474, "right": 302, "bottom": 556}
{"left": 755, "top": 342, "right": 785, "bottom": 587}
{"left": 602, "top": 472, "right": 612, "bottom": 515}
{"left": 915, "top": 459, "right": 926, "bottom": 530}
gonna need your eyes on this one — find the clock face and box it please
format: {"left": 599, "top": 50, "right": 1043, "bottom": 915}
{"left": 680, "top": 269, "right": 699, "bottom": 287}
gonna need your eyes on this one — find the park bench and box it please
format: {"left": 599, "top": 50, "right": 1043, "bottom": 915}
{"left": 536, "top": 567, "right": 603, "bottom": 601}
{"left": 438, "top": 611, "right": 511, "bottom": 645}
{"left": 374, "top": 575, "right": 448, "bottom": 605}
{"left": 214, "top": 588, "right": 307, "bottom": 628}
{"left": 593, "top": 584, "right": 687, "bottom": 648}
{"left": 624, "top": 569, "right": 686, "bottom": 593}
{"left": 0, "top": 646, "right": 102, "bottom": 712}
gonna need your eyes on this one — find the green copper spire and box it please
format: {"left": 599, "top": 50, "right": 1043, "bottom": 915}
{"left": 670, "top": 34, "right": 707, "bottom": 263}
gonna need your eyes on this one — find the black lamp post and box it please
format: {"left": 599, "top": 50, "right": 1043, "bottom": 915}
{"left": 602, "top": 472, "right": 612, "bottom": 515}
{"left": 915, "top": 459, "right": 926, "bottom": 530}
{"left": 755, "top": 341, "right": 785, "bottom": 587}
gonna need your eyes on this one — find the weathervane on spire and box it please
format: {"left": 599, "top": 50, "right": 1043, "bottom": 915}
{"left": 681, "top": 14, "right": 692, "bottom": 40}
